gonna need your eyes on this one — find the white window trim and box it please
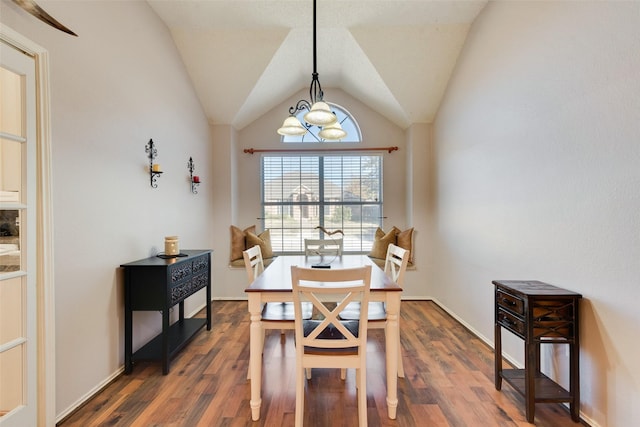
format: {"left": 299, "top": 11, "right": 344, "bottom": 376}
{"left": 1, "top": 24, "right": 55, "bottom": 427}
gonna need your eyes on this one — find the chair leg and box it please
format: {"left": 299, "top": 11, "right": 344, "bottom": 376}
{"left": 357, "top": 367, "right": 367, "bottom": 427}
{"left": 280, "top": 329, "right": 286, "bottom": 344}
{"left": 295, "top": 365, "right": 305, "bottom": 427}
{"left": 306, "top": 368, "right": 312, "bottom": 380}
{"left": 340, "top": 368, "right": 346, "bottom": 380}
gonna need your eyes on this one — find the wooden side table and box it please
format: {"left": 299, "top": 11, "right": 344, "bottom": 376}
{"left": 493, "top": 280, "right": 581, "bottom": 423}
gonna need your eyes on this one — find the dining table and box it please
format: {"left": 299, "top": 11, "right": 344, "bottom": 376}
{"left": 244, "top": 254, "right": 403, "bottom": 421}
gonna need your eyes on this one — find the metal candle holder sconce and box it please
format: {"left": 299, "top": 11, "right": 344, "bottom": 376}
{"left": 145, "top": 139, "right": 162, "bottom": 188}
{"left": 188, "top": 157, "right": 200, "bottom": 194}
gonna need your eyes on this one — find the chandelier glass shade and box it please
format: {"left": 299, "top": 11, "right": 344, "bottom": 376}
{"left": 277, "top": 115, "right": 308, "bottom": 136}
{"left": 318, "top": 121, "right": 347, "bottom": 140}
{"left": 304, "top": 101, "right": 336, "bottom": 126}
{"left": 277, "top": 0, "right": 347, "bottom": 141}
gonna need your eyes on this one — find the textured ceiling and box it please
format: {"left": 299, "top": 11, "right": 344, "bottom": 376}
{"left": 148, "top": 0, "right": 487, "bottom": 129}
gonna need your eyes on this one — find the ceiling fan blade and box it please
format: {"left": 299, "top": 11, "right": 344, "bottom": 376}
{"left": 12, "top": 0, "right": 78, "bottom": 36}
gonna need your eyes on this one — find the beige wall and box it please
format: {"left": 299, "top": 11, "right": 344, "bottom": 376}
{"left": 1, "top": 0, "right": 214, "bottom": 419}
{"left": 433, "top": 2, "right": 640, "bottom": 426}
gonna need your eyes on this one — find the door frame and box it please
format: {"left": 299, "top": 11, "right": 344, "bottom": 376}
{"left": 0, "top": 24, "right": 55, "bottom": 427}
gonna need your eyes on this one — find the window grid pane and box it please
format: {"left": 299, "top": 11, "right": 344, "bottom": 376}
{"left": 262, "top": 155, "right": 382, "bottom": 253}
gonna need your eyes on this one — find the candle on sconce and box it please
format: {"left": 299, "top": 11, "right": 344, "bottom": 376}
{"left": 193, "top": 175, "right": 200, "bottom": 183}
{"left": 152, "top": 164, "right": 161, "bottom": 172}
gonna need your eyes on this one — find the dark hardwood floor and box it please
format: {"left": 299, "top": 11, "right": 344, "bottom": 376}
{"left": 58, "top": 301, "right": 587, "bottom": 426}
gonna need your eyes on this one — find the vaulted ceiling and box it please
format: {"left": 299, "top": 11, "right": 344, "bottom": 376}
{"left": 148, "top": 0, "right": 487, "bottom": 130}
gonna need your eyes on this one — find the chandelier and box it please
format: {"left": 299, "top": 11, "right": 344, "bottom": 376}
{"left": 277, "top": 0, "right": 347, "bottom": 140}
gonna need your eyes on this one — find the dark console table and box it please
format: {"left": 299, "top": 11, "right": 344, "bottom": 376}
{"left": 121, "top": 250, "right": 212, "bottom": 374}
{"left": 493, "top": 280, "right": 581, "bottom": 423}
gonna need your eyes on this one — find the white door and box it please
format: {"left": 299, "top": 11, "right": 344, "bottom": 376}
{"left": 0, "top": 39, "right": 37, "bottom": 427}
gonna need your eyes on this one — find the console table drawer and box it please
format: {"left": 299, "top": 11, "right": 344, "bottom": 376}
{"left": 171, "top": 270, "right": 209, "bottom": 304}
{"left": 498, "top": 308, "right": 525, "bottom": 337}
{"left": 168, "top": 254, "right": 210, "bottom": 304}
{"left": 496, "top": 289, "right": 524, "bottom": 316}
{"left": 169, "top": 261, "right": 193, "bottom": 283}
{"left": 192, "top": 255, "right": 209, "bottom": 274}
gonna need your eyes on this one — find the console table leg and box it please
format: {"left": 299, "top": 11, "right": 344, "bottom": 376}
{"left": 494, "top": 322, "right": 502, "bottom": 390}
{"left": 124, "top": 294, "right": 132, "bottom": 374}
{"left": 525, "top": 341, "right": 536, "bottom": 423}
{"left": 206, "top": 279, "right": 212, "bottom": 330}
{"left": 162, "top": 309, "right": 170, "bottom": 375}
{"left": 570, "top": 342, "right": 580, "bottom": 422}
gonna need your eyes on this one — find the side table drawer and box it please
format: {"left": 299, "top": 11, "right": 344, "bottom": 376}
{"left": 498, "top": 308, "right": 525, "bottom": 338}
{"left": 496, "top": 289, "right": 524, "bottom": 315}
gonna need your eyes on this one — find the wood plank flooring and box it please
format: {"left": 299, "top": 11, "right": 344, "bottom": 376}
{"left": 58, "top": 301, "right": 587, "bottom": 426}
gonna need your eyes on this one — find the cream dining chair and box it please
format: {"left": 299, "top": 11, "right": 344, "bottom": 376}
{"left": 242, "top": 245, "right": 312, "bottom": 379}
{"left": 291, "top": 265, "right": 372, "bottom": 427}
{"left": 339, "top": 243, "right": 410, "bottom": 377}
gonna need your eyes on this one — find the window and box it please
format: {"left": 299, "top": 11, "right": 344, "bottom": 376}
{"left": 262, "top": 155, "right": 382, "bottom": 253}
{"left": 281, "top": 103, "right": 362, "bottom": 143}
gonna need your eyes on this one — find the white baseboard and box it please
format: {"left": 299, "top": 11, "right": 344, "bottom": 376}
{"left": 56, "top": 366, "right": 124, "bottom": 423}
{"left": 430, "top": 297, "right": 521, "bottom": 368}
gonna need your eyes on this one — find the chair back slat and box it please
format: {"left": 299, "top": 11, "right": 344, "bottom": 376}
{"left": 304, "top": 238, "right": 343, "bottom": 256}
{"left": 243, "top": 245, "right": 264, "bottom": 283}
{"left": 384, "top": 243, "right": 409, "bottom": 286}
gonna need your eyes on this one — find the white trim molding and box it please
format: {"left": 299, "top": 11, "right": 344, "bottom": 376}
{"left": 1, "top": 23, "right": 56, "bottom": 427}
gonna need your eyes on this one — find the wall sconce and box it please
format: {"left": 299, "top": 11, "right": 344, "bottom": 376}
{"left": 187, "top": 156, "right": 200, "bottom": 194}
{"left": 145, "top": 139, "right": 162, "bottom": 188}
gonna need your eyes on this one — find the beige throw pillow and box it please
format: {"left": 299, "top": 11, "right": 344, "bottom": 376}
{"left": 368, "top": 227, "right": 398, "bottom": 260}
{"left": 396, "top": 227, "right": 414, "bottom": 264}
{"left": 246, "top": 229, "right": 274, "bottom": 259}
{"left": 230, "top": 225, "right": 256, "bottom": 262}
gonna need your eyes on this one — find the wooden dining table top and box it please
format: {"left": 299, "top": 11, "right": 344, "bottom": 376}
{"left": 244, "top": 254, "right": 401, "bottom": 293}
